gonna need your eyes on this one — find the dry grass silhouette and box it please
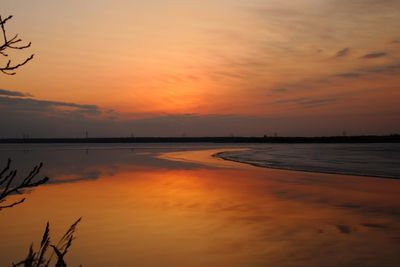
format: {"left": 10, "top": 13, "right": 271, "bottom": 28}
{"left": 12, "top": 218, "right": 82, "bottom": 267}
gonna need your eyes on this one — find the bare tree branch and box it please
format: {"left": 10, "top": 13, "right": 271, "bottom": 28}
{"left": 0, "top": 15, "right": 34, "bottom": 75}
{"left": 0, "top": 158, "right": 49, "bottom": 210}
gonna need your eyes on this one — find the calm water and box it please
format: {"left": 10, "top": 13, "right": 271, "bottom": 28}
{"left": 1, "top": 143, "right": 400, "bottom": 267}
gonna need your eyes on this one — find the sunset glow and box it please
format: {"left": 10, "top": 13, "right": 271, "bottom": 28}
{"left": 1, "top": 0, "right": 400, "bottom": 136}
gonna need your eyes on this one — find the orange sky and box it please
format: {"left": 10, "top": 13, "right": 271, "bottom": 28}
{"left": 1, "top": 0, "right": 400, "bottom": 136}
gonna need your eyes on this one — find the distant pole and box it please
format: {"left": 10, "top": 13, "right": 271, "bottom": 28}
{"left": 85, "top": 131, "right": 89, "bottom": 139}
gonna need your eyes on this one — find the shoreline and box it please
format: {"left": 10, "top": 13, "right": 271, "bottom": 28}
{"left": 158, "top": 147, "right": 400, "bottom": 180}
{"left": 158, "top": 148, "right": 252, "bottom": 169}
{"left": 0, "top": 135, "right": 399, "bottom": 144}
{"left": 213, "top": 151, "right": 400, "bottom": 180}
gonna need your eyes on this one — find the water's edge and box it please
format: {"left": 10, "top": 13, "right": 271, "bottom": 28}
{"left": 213, "top": 151, "right": 399, "bottom": 179}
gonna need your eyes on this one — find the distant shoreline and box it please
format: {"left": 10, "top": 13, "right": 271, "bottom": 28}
{"left": 0, "top": 135, "right": 399, "bottom": 144}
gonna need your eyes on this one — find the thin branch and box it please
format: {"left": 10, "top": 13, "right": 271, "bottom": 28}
{"left": 0, "top": 14, "right": 33, "bottom": 75}
{"left": 0, "top": 54, "right": 34, "bottom": 75}
{"left": 0, "top": 197, "right": 25, "bottom": 209}
{"left": 0, "top": 158, "right": 11, "bottom": 178}
{"left": 0, "top": 158, "right": 49, "bottom": 210}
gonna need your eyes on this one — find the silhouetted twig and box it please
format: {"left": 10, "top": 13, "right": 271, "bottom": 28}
{"left": 12, "top": 218, "right": 82, "bottom": 267}
{"left": 0, "top": 15, "right": 34, "bottom": 75}
{"left": 0, "top": 158, "right": 49, "bottom": 210}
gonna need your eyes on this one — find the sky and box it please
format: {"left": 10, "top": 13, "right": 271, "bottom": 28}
{"left": 1, "top": 0, "right": 400, "bottom": 137}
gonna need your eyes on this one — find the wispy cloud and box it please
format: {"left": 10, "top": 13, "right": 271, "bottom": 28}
{"left": 361, "top": 51, "right": 387, "bottom": 59}
{"left": 327, "top": 0, "right": 400, "bottom": 14}
{"left": 0, "top": 89, "right": 32, "bottom": 97}
{"left": 335, "top": 72, "right": 362, "bottom": 78}
{"left": 335, "top": 61, "right": 400, "bottom": 79}
{"left": 0, "top": 96, "right": 101, "bottom": 115}
{"left": 273, "top": 97, "right": 338, "bottom": 108}
{"left": 271, "top": 87, "right": 289, "bottom": 93}
{"left": 335, "top": 48, "right": 350, "bottom": 58}
{"left": 0, "top": 88, "right": 116, "bottom": 120}
{"left": 364, "top": 62, "right": 400, "bottom": 74}
{"left": 269, "top": 83, "right": 311, "bottom": 95}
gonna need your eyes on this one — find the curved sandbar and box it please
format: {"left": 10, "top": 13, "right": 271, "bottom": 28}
{"left": 214, "top": 145, "right": 400, "bottom": 179}
{"left": 158, "top": 148, "right": 253, "bottom": 169}
{"left": 159, "top": 144, "right": 400, "bottom": 179}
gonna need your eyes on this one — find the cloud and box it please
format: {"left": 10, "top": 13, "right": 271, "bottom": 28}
{"left": 0, "top": 96, "right": 101, "bottom": 115}
{"left": 0, "top": 108, "right": 398, "bottom": 138}
{"left": 335, "top": 61, "right": 400, "bottom": 79}
{"left": 335, "top": 48, "right": 350, "bottom": 58}
{"left": 364, "top": 62, "right": 400, "bottom": 74}
{"left": 327, "top": 0, "right": 400, "bottom": 14}
{"left": 361, "top": 51, "right": 387, "bottom": 59}
{"left": 253, "top": 7, "right": 302, "bottom": 18}
{"left": 336, "top": 224, "right": 352, "bottom": 234}
{"left": 0, "top": 111, "right": 253, "bottom": 137}
{"left": 335, "top": 72, "right": 361, "bottom": 78}
{"left": 271, "top": 87, "right": 289, "bottom": 93}
{"left": 273, "top": 97, "right": 338, "bottom": 108}
{"left": 0, "top": 88, "right": 102, "bottom": 115}
{"left": 0, "top": 90, "right": 117, "bottom": 137}
{"left": 0, "top": 89, "right": 32, "bottom": 97}
{"left": 269, "top": 83, "right": 311, "bottom": 95}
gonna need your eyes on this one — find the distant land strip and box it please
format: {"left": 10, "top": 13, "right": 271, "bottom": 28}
{"left": 0, "top": 135, "right": 399, "bottom": 144}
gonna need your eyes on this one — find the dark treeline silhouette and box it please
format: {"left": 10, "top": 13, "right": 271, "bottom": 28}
{"left": 1, "top": 134, "right": 399, "bottom": 144}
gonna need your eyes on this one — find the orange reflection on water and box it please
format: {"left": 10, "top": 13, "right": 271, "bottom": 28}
{"left": 1, "top": 162, "right": 400, "bottom": 267}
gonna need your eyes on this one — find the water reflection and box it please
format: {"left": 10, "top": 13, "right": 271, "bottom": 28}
{"left": 0, "top": 145, "right": 400, "bottom": 267}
